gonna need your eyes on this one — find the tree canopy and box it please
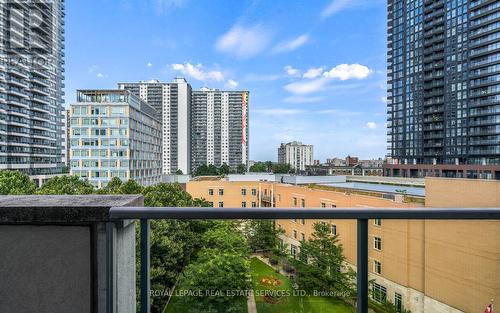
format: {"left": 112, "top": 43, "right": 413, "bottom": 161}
{"left": 293, "top": 222, "right": 355, "bottom": 297}
{"left": 0, "top": 170, "right": 36, "bottom": 195}
{"left": 249, "top": 161, "right": 293, "bottom": 174}
{"left": 37, "top": 175, "right": 94, "bottom": 195}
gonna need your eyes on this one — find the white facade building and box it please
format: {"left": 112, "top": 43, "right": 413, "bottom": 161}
{"left": 191, "top": 88, "right": 249, "bottom": 172}
{"left": 278, "top": 141, "right": 314, "bottom": 172}
{"left": 118, "top": 78, "right": 191, "bottom": 175}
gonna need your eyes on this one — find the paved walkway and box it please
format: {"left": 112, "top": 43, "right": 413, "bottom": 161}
{"left": 247, "top": 292, "right": 257, "bottom": 313}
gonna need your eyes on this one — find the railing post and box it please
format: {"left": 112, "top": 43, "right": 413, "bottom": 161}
{"left": 357, "top": 219, "right": 368, "bottom": 313}
{"left": 141, "top": 219, "right": 150, "bottom": 313}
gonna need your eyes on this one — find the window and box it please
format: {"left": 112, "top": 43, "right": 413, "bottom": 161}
{"left": 293, "top": 197, "right": 297, "bottom": 207}
{"left": 321, "top": 202, "right": 326, "bottom": 208}
{"left": 374, "top": 237, "right": 382, "bottom": 250}
{"left": 331, "top": 204, "right": 337, "bottom": 208}
{"left": 293, "top": 230, "right": 298, "bottom": 239}
{"left": 372, "top": 283, "right": 387, "bottom": 304}
{"left": 241, "top": 188, "right": 247, "bottom": 196}
{"left": 301, "top": 199, "right": 305, "bottom": 207}
{"left": 251, "top": 188, "right": 257, "bottom": 196}
{"left": 291, "top": 244, "right": 297, "bottom": 258}
{"left": 218, "top": 202, "right": 224, "bottom": 208}
{"left": 218, "top": 189, "right": 224, "bottom": 196}
{"left": 374, "top": 260, "right": 381, "bottom": 274}
{"left": 374, "top": 219, "right": 382, "bottom": 226}
{"left": 331, "top": 224, "right": 337, "bottom": 235}
{"left": 301, "top": 233, "right": 305, "bottom": 241}
{"left": 394, "top": 293, "right": 403, "bottom": 313}
{"left": 241, "top": 201, "right": 247, "bottom": 208}
{"left": 251, "top": 202, "right": 257, "bottom": 207}
{"left": 208, "top": 202, "right": 214, "bottom": 207}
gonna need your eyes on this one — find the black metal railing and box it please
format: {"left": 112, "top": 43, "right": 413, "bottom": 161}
{"left": 109, "top": 207, "right": 500, "bottom": 313}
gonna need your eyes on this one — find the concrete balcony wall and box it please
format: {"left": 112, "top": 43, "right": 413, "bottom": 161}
{"left": 0, "top": 195, "right": 143, "bottom": 313}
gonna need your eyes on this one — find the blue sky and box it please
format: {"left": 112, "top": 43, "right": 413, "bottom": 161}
{"left": 65, "top": 0, "right": 388, "bottom": 162}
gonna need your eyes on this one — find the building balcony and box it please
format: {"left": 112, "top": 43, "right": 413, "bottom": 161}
{"left": 2, "top": 195, "right": 500, "bottom": 313}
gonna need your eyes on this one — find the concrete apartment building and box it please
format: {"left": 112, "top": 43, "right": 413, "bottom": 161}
{"left": 0, "top": 1, "right": 66, "bottom": 177}
{"left": 191, "top": 88, "right": 249, "bottom": 172}
{"left": 186, "top": 177, "right": 500, "bottom": 313}
{"left": 61, "top": 109, "right": 69, "bottom": 167}
{"left": 385, "top": 0, "right": 500, "bottom": 180}
{"left": 278, "top": 141, "right": 313, "bottom": 172}
{"left": 118, "top": 78, "right": 192, "bottom": 175}
{"left": 69, "top": 90, "right": 162, "bottom": 188}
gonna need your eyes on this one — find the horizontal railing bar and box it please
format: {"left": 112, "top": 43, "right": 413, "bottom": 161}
{"left": 110, "top": 207, "right": 500, "bottom": 220}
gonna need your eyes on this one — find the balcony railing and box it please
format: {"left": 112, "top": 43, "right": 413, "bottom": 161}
{"left": 109, "top": 206, "right": 500, "bottom": 313}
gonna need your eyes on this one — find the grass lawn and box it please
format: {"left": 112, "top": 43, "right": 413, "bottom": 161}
{"left": 164, "top": 283, "right": 248, "bottom": 313}
{"left": 250, "top": 257, "right": 355, "bottom": 313}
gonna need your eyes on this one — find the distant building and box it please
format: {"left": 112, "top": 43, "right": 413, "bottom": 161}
{"left": 346, "top": 155, "right": 359, "bottom": 167}
{"left": 306, "top": 164, "right": 383, "bottom": 176}
{"left": 307, "top": 157, "right": 384, "bottom": 176}
{"left": 313, "top": 160, "right": 320, "bottom": 165}
{"left": 386, "top": 0, "right": 500, "bottom": 179}
{"left": 69, "top": 90, "right": 162, "bottom": 188}
{"left": 191, "top": 88, "right": 249, "bottom": 172}
{"left": 0, "top": 0, "right": 66, "bottom": 177}
{"left": 118, "top": 78, "right": 192, "bottom": 175}
{"left": 278, "top": 141, "right": 313, "bottom": 172}
{"left": 61, "top": 109, "right": 70, "bottom": 167}
{"left": 327, "top": 157, "right": 347, "bottom": 167}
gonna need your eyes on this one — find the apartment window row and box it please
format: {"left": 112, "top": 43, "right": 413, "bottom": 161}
{"left": 374, "top": 236, "right": 382, "bottom": 251}
{"left": 372, "top": 282, "right": 403, "bottom": 313}
{"left": 208, "top": 188, "right": 257, "bottom": 196}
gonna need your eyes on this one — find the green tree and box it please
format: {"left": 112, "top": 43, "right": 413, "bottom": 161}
{"left": 175, "top": 169, "right": 183, "bottom": 175}
{"left": 37, "top": 175, "right": 94, "bottom": 195}
{"left": 144, "top": 183, "right": 195, "bottom": 207}
{"left": 244, "top": 220, "right": 283, "bottom": 253}
{"left": 219, "top": 163, "right": 230, "bottom": 175}
{"left": 118, "top": 179, "right": 143, "bottom": 194}
{"left": 102, "top": 177, "right": 123, "bottom": 194}
{"left": 272, "top": 163, "right": 293, "bottom": 174}
{"left": 236, "top": 163, "right": 246, "bottom": 174}
{"left": 249, "top": 162, "right": 267, "bottom": 172}
{"left": 135, "top": 182, "right": 211, "bottom": 312}
{"left": 294, "top": 222, "right": 355, "bottom": 297}
{"left": 0, "top": 170, "right": 36, "bottom": 195}
{"left": 194, "top": 164, "right": 220, "bottom": 176}
{"left": 203, "top": 222, "right": 250, "bottom": 256}
{"left": 176, "top": 250, "right": 251, "bottom": 313}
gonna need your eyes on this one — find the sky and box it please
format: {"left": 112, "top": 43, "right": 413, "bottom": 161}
{"left": 65, "top": 0, "right": 388, "bottom": 162}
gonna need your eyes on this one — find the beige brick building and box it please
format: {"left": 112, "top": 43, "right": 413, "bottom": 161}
{"left": 186, "top": 177, "right": 500, "bottom": 313}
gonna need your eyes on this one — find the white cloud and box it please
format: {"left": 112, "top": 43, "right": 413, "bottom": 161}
{"left": 97, "top": 73, "right": 104, "bottom": 78}
{"left": 253, "top": 108, "right": 304, "bottom": 116}
{"left": 154, "top": 0, "right": 187, "bottom": 14}
{"left": 381, "top": 96, "right": 387, "bottom": 104}
{"left": 321, "top": 0, "right": 354, "bottom": 18}
{"left": 323, "top": 63, "right": 371, "bottom": 80}
{"left": 283, "top": 96, "right": 324, "bottom": 104}
{"left": 284, "top": 65, "right": 300, "bottom": 77}
{"left": 88, "top": 65, "right": 98, "bottom": 74}
{"left": 243, "top": 73, "right": 282, "bottom": 82}
{"left": 272, "top": 34, "right": 309, "bottom": 53}
{"left": 215, "top": 24, "right": 272, "bottom": 58}
{"left": 147, "top": 62, "right": 153, "bottom": 67}
{"left": 284, "top": 78, "right": 328, "bottom": 95}
{"left": 303, "top": 67, "right": 324, "bottom": 79}
{"left": 225, "top": 79, "right": 239, "bottom": 89}
{"left": 366, "top": 122, "right": 377, "bottom": 129}
{"left": 318, "top": 109, "right": 361, "bottom": 117}
{"left": 171, "top": 62, "right": 224, "bottom": 81}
